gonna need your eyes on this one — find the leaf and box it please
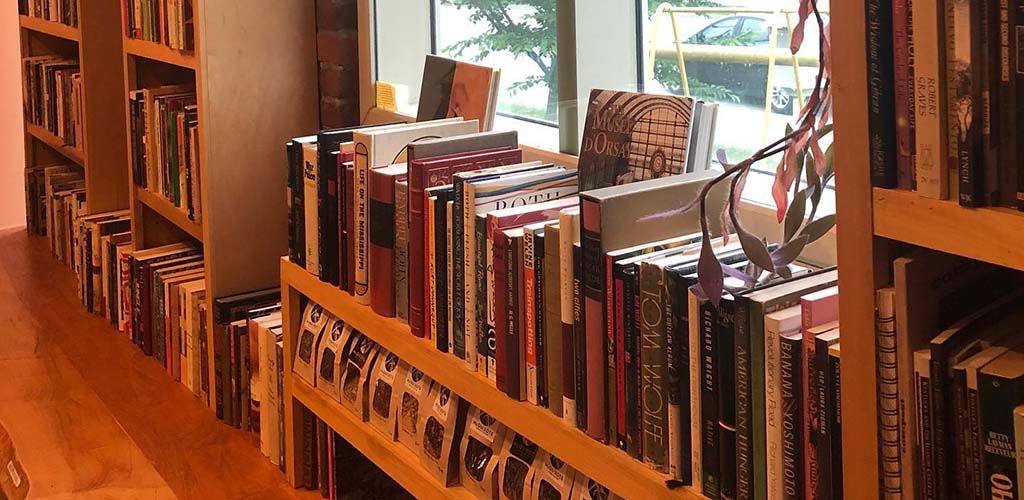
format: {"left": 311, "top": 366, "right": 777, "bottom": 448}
{"left": 738, "top": 226, "right": 776, "bottom": 273}
{"left": 823, "top": 143, "right": 835, "bottom": 182}
{"left": 784, "top": 189, "right": 807, "bottom": 242}
{"left": 722, "top": 263, "right": 757, "bottom": 287}
{"left": 717, "top": 148, "right": 730, "bottom": 166}
{"left": 799, "top": 214, "right": 837, "bottom": 244}
{"left": 776, "top": 265, "right": 793, "bottom": 280}
{"left": 698, "top": 238, "right": 725, "bottom": 308}
{"left": 771, "top": 235, "right": 809, "bottom": 268}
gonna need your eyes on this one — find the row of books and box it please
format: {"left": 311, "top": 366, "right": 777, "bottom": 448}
{"left": 129, "top": 84, "right": 202, "bottom": 221}
{"left": 875, "top": 250, "right": 1024, "bottom": 498}
{"left": 22, "top": 56, "right": 83, "bottom": 150}
{"left": 292, "top": 301, "right": 622, "bottom": 500}
{"left": 866, "top": 0, "right": 1024, "bottom": 209}
{"left": 71, "top": 210, "right": 130, "bottom": 325}
{"left": 124, "top": 0, "right": 195, "bottom": 52}
{"left": 19, "top": 0, "right": 78, "bottom": 27}
{"left": 26, "top": 164, "right": 85, "bottom": 263}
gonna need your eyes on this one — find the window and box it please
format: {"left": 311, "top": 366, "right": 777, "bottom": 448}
{"left": 371, "top": 0, "right": 832, "bottom": 209}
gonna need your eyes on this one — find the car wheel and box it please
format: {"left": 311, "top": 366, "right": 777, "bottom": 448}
{"left": 771, "top": 87, "right": 793, "bottom": 115}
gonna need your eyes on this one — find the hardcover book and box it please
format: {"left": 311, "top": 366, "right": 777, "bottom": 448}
{"left": 544, "top": 222, "right": 564, "bottom": 418}
{"left": 559, "top": 208, "right": 580, "bottom": 426}
{"left": 979, "top": 350, "right": 1024, "bottom": 498}
{"left": 417, "top": 54, "right": 502, "bottom": 132}
{"left": 368, "top": 163, "right": 408, "bottom": 317}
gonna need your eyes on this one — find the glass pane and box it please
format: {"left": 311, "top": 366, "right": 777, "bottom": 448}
{"left": 373, "top": 0, "right": 432, "bottom": 115}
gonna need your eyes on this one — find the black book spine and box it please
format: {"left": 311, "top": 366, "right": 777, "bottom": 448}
{"left": 286, "top": 142, "right": 297, "bottom": 264}
{"left": 317, "top": 151, "right": 339, "bottom": 285}
{"left": 1015, "top": 0, "right": 1024, "bottom": 210}
{"left": 734, "top": 296, "right": 753, "bottom": 500}
{"left": 667, "top": 269, "right": 693, "bottom": 484}
{"left": 717, "top": 297, "right": 737, "bottom": 500}
{"left": 828, "top": 350, "right": 843, "bottom": 500}
{"left": 573, "top": 243, "right": 587, "bottom": 430}
{"left": 700, "top": 299, "right": 721, "bottom": 499}
{"left": 779, "top": 334, "right": 803, "bottom": 500}
{"left": 953, "top": 0, "right": 985, "bottom": 207}
{"left": 475, "top": 216, "right": 489, "bottom": 370}
{"left": 967, "top": 370, "right": 985, "bottom": 500}
{"left": 434, "top": 196, "right": 449, "bottom": 353}
{"left": 929, "top": 352, "right": 954, "bottom": 499}
{"left": 978, "top": 371, "right": 1022, "bottom": 496}
{"left": 535, "top": 232, "right": 547, "bottom": 408}
{"left": 623, "top": 264, "right": 642, "bottom": 460}
{"left": 866, "top": 0, "right": 898, "bottom": 188}
{"left": 317, "top": 419, "right": 329, "bottom": 498}
{"left": 814, "top": 337, "right": 833, "bottom": 500}
{"left": 302, "top": 408, "right": 318, "bottom": 489}
{"left": 504, "top": 234, "right": 522, "bottom": 400}
{"left": 293, "top": 144, "right": 306, "bottom": 268}
{"left": 917, "top": 366, "right": 936, "bottom": 499}
{"left": 640, "top": 262, "right": 668, "bottom": 472}
{"left": 951, "top": 368, "right": 974, "bottom": 498}
{"left": 999, "top": 0, "right": 1018, "bottom": 207}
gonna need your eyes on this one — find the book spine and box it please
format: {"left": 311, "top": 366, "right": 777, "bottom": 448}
{"left": 317, "top": 420, "right": 329, "bottom": 497}
{"left": 875, "top": 289, "right": 903, "bottom": 498}
{"left": 951, "top": 367, "right": 975, "bottom": 499}
{"left": 452, "top": 181, "right": 467, "bottom": 358}
{"left": 828, "top": 348, "right": 842, "bottom": 500}
{"left": 764, "top": 318, "right": 784, "bottom": 500}
{"left": 543, "top": 225, "right": 563, "bottom": 418}
{"left": 614, "top": 265, "right": 629, "bottom": 451}
{"left": 929, "top": 351, "right": 953, "bottom": 499}
{"left": 303, "top": 146, "right": 319, "bottom": 275}
{"left": 301, "top": 408, "right": 317, "bottom": 489}
{"left": 967, "top": 363, "right": 986, "bottom": 499}
{"left": 409, "top": 180, "right": 427, "bottom": 337}
{"left": 780, "top": 334, "right": 804, "bottom": 500}
{"left": 1015, "top": 0, "right": 1024, "bottom": 210}
{"left": 948, "top": 0, "right": 983, "bottom": 207}
{"left": 639, "top": 261, "right": 668, "bottom": 473}
{"left": 534, "top": 232, "right": 547, "bottom": 408}
{"left": 700, "top": 299, "right": 721, "bottom": 499}
{"left": 717, "top": 299, "right": 737, "bottom": 500}
{"left": 605, "top": 253, "right": 617, "bottom": 446}
{"left": 666, "top": 272, "right": 692, "bottom": 484}
{"left": 814, "top": 337, "right": 833, "bottom": 500}
{"left": 981, "top": 0, "right": 1001, "bottom": 205}
{"left": 979, "top": 371, "right": 1021, "bottom": 497}
{"left": 802, "top": 323, "right": 818, "bottom": 498}
{"left": 580, "top": 199, "right": 606, "bottom": 442}
{"left": 524, "top": 229, "right": 539, "bottom": 405}
{"left": 494, "top": 232, "right": 509, "bottom": 393}
{"left": 734, "top": 297, "right": 753, "bottom": 500}
{"left": 572, "top": 242, "right": 585, "bottom": 429}
{"left": 867, "top": 0, "right": 898, "bottom": 188}
{"left": 559, "top": 226, "right": 576, "bottom": 426}
{"left": 369, "top": 177, "right": 396, "bottom": 318}
{"left": 427, "top": 198, "right": 438, "bottom": 343}
{"left": 345, "top": 166, "right": 356, "bottom": 295}
{"left": 337, "top": 158, "right": 347, "bottom": 292}
{"left": 911, "top": 0, "right": 950, "bottom": 199}
{"left": 471, "top": 215, "right": 485, "bottom": 373}
{"left": 505, "top": 234, "right": 523, "bottom": 400}
{"left": 915, "top": 351, "right": 936, "bottom": 500}
{"left": 515, "top": 237, "right": 527, "bottom": 400}
{"left": 433, "top": 197, "right": 449, "bottom": 352}
{"left": 395, "top": 180, "right": 409, "bottom": 322}
{"left": 894, "top": 0, "right": 914, "bottom": 189}
{"left": 446, "top": 202, "right": 454, "bottom": 354}
{"left": 999, "top": 0, "right": 1018, "bottom": 207}
{"left": 353, "top": 142, "right": 370, "bottom": 303}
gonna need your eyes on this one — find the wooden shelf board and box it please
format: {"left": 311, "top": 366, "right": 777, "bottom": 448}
{"left": 19, "top": 15, "right": 80, "bottom": 42}
{"left": 135, "top": 187, "right": 203, "bottom": 242}
{"left": 123, "top": 38, "right": 197, "bottom": 70}
{"left": 873, "top": 187, "right": 1024, "bottom": 271}
{"left": 281, "top": 258, "right": 705, "bottom": 500}
{"left": 291, "top": 378, "right": 476, "bottom": 500}
{"left": 25, "top": 123, "right": 85, "bottom": 166}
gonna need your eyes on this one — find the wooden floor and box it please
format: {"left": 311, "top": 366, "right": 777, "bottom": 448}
{"left": 0, "top": 228, "right": 319, "bottom": 500}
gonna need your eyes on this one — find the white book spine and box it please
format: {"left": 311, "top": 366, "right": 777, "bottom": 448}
{"left": 876, "top": 288, "right": 903, "bottom": 499}
{"left": 911, "top": 0, "right": 949, "bottom": 199}
{"left": 353, "top": 139, "right": 371, "bottom": 303}
{"left": 302, "top": 144, "right": 319, "bottom": 275}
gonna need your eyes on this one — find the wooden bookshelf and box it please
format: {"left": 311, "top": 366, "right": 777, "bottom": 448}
{"left": 24, "top": 123, "right": 86, "bottom": 166}
{"left": 279, "top": 258, "right": 706, "bottom": 499}
{"left": 291, "top": 379, "right": 477, "bottom": 500}
{"left": 20, "top": 0, "right": 130, "bottom": 214}
{"left": 135, "top": 187, "right": 203, "bottom": 242}
{"left": 123, "top": 37, "right": 197, "bottom": 69}
{"left": 18, "top": 15, "right": 80, "bottom": 42}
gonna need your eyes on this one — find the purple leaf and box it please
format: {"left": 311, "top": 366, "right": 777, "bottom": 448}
{"left": 799, "top": 214, "right": 836, "bottom": 244}
{"left": 717, "top": 148, "right": 730, "bottom": 165}
{"left": 738, "top": 225, "right": 776, "bottom": 273}
{"left": 784, "top": 190, "right": 807, "bottom": 242}
{"left": 722, "top": 263, "right": 758, "bottom": 287}
{"left": 771, "top": 235, "right": 810, "bottom": 268}
{"left": 698, "top": 237, "right": 724, "bottom": 308}
{"left": 776, "top": 265, "right": 793, "bottom": 280}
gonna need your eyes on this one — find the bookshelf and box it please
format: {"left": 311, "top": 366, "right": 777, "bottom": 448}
{"left": 121, "top": 2, "right": 318, "bottom": 306}
{"left": 20, "top": 0, "right": 130, "bottom": 214}
{"left": 280, "top": 258, "right": 705, "bottom": 499}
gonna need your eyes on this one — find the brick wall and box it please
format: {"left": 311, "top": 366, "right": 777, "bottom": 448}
{"left": 316, "top": 0, "right": 361, "bottom": 128}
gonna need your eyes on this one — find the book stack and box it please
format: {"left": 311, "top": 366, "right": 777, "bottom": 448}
{"left": 129, "top": 85, "right": 201, "bottom": 221}
{"left": 866, "top": 0, "right": 1024, "bottom": 210}
{"left": 72, "top": 210, "right": 131, "bottom": 325}
{"left": 31, "top": 164, "right": 85, "bottom": 263}
{"left": 19, "top": 0, "right": 78, "bottom": 27}
{"left": 123, "top": 0, "right": 194, "bottom": 52}
{"left": 291, "top": 301, "right": 622, "bottom": 500}
{"left": 22, "top": 56, "right": 83, "bottom": 149}
{"left": 875, "top": 250, "right": 1024, "bottom": 498}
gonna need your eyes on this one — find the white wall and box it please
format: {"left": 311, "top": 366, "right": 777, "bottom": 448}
{"left": 1, "top": 2, "right": 26, "bottom": 230}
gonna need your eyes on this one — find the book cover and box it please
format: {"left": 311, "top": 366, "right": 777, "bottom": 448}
{"left": 417, "top": 55, "right": 500, "bottom": 131}
{"left": 577, "top": 88, "right": 697, "bottom": 191}
{"left": 407, "top": 140, "right": 521, "bottom": 339}
{"left": 543, "top": 222, "right": 564, "bottom": 418}
{"left": 368, "top": 163, "right": 408, "bottom": 317}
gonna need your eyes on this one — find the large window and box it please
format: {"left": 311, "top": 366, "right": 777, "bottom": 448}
{"left": 372, "top": 0, "right": 831, "bottom": 206}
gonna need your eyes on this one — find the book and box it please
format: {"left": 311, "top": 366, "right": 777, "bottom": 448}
{"left": 800, "top": 286, "right": 839, "bottom": 499}
{"left": 352, "top": 119, "right": 479, "bottom": 304}
{"left": 406, "top": 132, "right": 521, "bottom": 339}
{"left": 875, "top": 287, "right": 904, "bottom": 498}
{"left": 911, "top": 0, "right": 950, "bottom": 199}
{"left": 764, "top": 305, "right": 802, "bottom": 500}
{"left": 543, "top": 222, "right": 564, "bottom": 418}
{"left": 893, "top": 0, "right": 915, "bottom": 189}
{"left": 979, "top": 350, "right": 1024, "bottom": 498}
{"left": 494, "top": 226, "right": 526, "bottom": 399}
{"left": 368, "top": 163, "right": 408, "bottom": 317}
{"left": 580, "top": 171, "right": 728, "bottom": 442}
{"left": 417, "top": 55, "right": 501, "bottom": 132}
{"left": 779, "top": 330, "right": 804, "bottom": 500}
{"left": 825, "top": 343, "right": 842, "bottom": 500}
{"left": 866, "top": 0, "right": 898, "bottom": 188}
{"left": 813, "top": 328, "right": 840, "bottom": 500}
{"left": 395, "top": 178, "right": 410, "bottom": 322}
{"left": 946, "top": 0, "right": 984, "bottom": 206}
{"left": 559, "top": 207, "right": 580, "bottom": 426}
{"left": 302, "top": 141, "right": 321, "bottom": 275}
{"left": 577, "top": 89, "right": 708, "bottom": 191}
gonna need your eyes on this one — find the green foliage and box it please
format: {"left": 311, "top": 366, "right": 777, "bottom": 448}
{"left": 648, "top": 0, "right": 722, "bottom": 17}
{"left": 652, "top": 59, "right": 740, "bottom": 103}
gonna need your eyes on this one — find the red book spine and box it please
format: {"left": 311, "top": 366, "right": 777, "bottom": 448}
{"left": 893, "top": 0, "right": 914, "bottom": 189}
{"left": 408, "top": 172, "right": 428, "bottom": 338}
{"left": 493, "top": 232, "right": 509, "bottom": 393}
{"left": 345, "top": 165, "right": 356, "bottom": 295}
{"left": 580, "top": 198, "right": 606, "bottom": 442}
{"left": 369, "top": 171, "right": 399, "bottom": 317}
